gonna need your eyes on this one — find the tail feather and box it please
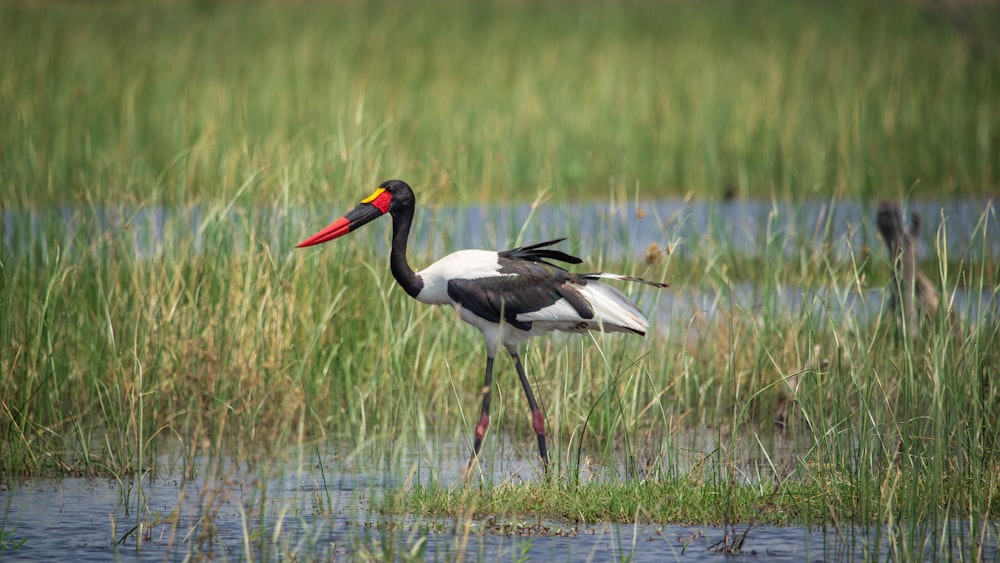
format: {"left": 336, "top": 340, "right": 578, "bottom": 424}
{"left": 583, "top": 272, "right": 669, "bottom": 289}
{"left": 578, "top": 281, "right": 650, "bottom": 335}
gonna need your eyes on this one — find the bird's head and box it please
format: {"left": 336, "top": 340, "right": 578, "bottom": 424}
{"left": 296, "top": 179, "right": 415, "bottom": 248}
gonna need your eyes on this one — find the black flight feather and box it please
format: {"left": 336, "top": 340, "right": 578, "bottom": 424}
{"left": 499, "top": 238, "right": 583, "bottom": 266}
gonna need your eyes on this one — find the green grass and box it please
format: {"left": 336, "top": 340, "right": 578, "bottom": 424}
{"left": 2, "top": 0, "right": 998, "bottom": 206}
{"left": 387, "top": 478, "right": 829, "bottom": 526}
{"left": 2, "top": 1, "right": 1000, "bottom": 555}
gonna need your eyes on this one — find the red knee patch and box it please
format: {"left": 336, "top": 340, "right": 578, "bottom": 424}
{"left": 475, "top": 413, "right": 490, "bottom": 440}
{"left": 532, "top": 410, "right": 546, "bottom": 436}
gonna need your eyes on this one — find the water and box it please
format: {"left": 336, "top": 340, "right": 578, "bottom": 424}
{"left": 3, "top": 199, "right": 997, "bottom": 261}
{"left": 3, "top": 450, "right": 995, "bottom": 561}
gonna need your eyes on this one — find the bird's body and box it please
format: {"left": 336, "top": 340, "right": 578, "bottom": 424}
{"left": 297, "top": 180, "right": 666, "bottom": 473}
{"left": 414, "top": 246, "right": 651, "bottom": 356}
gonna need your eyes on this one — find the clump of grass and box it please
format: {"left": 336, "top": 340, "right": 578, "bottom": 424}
{"left": 390, "top": 473, "right": 829, "bottom": 526}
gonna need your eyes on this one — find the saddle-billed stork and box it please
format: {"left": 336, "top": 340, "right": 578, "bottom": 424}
{"left": 297, "top": 179, "right": 667, "bottom": 472}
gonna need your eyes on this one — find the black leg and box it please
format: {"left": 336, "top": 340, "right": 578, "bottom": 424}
{"left": 510, "top": 351, "right": 549, "bottom": 470}
{"left": 468, "top": 356, "right": 494, "bottom": 473}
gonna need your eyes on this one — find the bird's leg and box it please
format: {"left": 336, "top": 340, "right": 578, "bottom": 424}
{"left": 509, "top": 351, "right": 549, "bottom": 470}
{"left": 467, "top": 356, "right": 495, "bottom": 474}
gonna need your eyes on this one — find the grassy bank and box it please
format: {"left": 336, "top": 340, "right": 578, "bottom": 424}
{"left": 2, "top": 0, "right": 999, "bottom": 206}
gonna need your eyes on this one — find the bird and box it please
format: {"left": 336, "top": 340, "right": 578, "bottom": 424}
{"left": 296, "top": 179, "right": 667, "bottom": 472}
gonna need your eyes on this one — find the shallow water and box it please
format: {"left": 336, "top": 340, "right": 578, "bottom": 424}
{"left": 1, "top": 450, "right": 996, "bottom": 562}
{"left": 3, "top": 198, "right": 997, "bottom": 261}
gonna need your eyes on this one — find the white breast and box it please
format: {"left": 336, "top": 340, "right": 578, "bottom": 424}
{"left": 415, "top": 250, "right": 504, "bottom": 305}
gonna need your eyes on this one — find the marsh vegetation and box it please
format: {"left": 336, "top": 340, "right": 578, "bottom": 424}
{"left": 2, "top": 0, "right": 999, "bottom": 559}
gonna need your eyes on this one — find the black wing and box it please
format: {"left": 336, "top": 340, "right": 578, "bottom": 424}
{"left": 447, "top": 257, "right": 594, "bottom": 332}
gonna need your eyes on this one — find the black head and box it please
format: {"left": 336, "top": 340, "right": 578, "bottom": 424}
{"left": 377, "top": 179, "right": 416, "bottom": 216}
{"left": 296, "top": 179, "right": 417, "bottom": 248}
